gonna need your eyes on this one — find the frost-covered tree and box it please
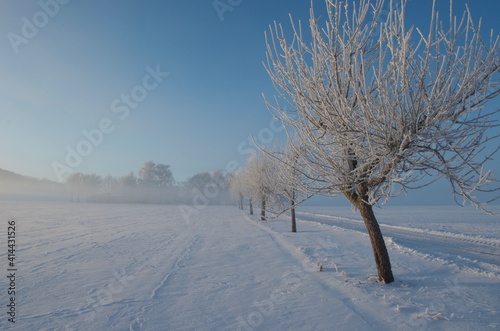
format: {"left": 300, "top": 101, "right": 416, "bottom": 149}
{"left": 242, "top": 153, "right": 279, "bottom": 221}
{"left": 265, "top": 0, "right": 500, "bottom": 283}
{"left": 230, "top": 171, "right": 246, "bottom": 210}
{"left": 270, "top": 144, "right": 313, "bottom": 232}
{"left": 230, "top": 154, "right": 277, "bottom": 217}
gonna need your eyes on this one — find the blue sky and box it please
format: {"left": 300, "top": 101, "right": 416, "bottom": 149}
{"left": 1, "top": 0, "right": 499, "bottom": 205}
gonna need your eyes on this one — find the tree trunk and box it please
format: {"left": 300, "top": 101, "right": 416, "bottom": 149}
{"left": 291, "top": 198, "right": 296, "bottom": 233}
{"left": 249, "top": 198, "right": 253, "bottom": 215}
{"left": 357, "top": 199, "right": 394, "bottom": 283}
{"left": 260, "top": 198, "right": 266, "bottom": 221}
{"left": 239, "top": 193, "right": 244, "bottom": 210}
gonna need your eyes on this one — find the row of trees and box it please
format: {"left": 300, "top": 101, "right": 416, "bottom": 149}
{"left": 249, "top": 0, "right": 500, "bottom": 284}
{"left": 66, "top": 161, "right": 232, "bottom": 205}
{"left": 230, "top": 148, "right": 309, "bottom": 233}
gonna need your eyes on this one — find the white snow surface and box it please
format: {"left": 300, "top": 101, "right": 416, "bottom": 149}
{"left": 1, "top": 201, "right": 499, "bottom": 330}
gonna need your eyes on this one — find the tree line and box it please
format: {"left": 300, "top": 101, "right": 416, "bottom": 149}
{"left": 66, "top": 161, "right": 232, "bottom": 205}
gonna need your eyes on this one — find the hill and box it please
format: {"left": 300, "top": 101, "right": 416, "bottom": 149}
{"left": 0, "top": 168, "right": 65, "bottom": 199}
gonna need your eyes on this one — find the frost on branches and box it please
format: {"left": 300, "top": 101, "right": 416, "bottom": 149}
{"left": 264, "top": 0, "right": 500, "bottom": 283}
{"left": 231, "top": 153, "right": 279, "bottom": 221}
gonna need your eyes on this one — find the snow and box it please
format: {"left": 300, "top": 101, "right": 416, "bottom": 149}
{"left": 1, "top": 201, "right": 499, "bottom": 330}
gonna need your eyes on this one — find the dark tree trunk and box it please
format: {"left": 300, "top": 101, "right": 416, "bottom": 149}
{"left": 344, "top": 185, "right": 394, "bottom": 284}
{"left": 239, "top": 193, "right": 244, "bottom": 210}
{"left": 249, "top": 198, "right": 253, "bottom": 215}
{"left": 291, "top": 198, "right": 296, "bottom": 233}
{"left": 357, "top": 199, "right": 394, "bottom": 283}
{"left": 260, "top": 198, "right": 266, "bottom": 221}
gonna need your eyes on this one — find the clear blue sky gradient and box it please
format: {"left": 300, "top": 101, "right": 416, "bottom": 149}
{"left": 1, "top": 0, "right": 499, "bottom": 205}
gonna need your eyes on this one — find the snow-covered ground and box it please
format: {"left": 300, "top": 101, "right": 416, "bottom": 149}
{"left": 0, "top": 201, "right": 499, "bottom": 330}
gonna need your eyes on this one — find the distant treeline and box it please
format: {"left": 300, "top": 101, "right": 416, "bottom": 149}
{"left": 66, "top": 161, "right": 233, "bottom": 205}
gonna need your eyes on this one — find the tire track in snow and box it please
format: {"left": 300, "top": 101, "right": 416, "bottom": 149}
{"left": 129, "top": 232, "right": 200, "bottom": 331}
{"left": 150, "top": 234, "right": 200, "bottom": 300}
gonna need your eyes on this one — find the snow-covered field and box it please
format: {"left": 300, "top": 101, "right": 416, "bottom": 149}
{"left": 1, "top": 201, "right": 499, "bottom": 330}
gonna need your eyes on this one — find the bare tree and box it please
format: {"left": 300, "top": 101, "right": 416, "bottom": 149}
{"left": 229, "top": 172, "right": 245, "bottom": 210}
{"left": 244, "top": 153, "right": 279, "bottom": 221}
{"left": 230, "top": 154, "right": 277, "bottom": 218}
{"left": 230, "top": 165, "right": 257, "bottom": 215}
{"left": 269, "top": 144, "right": 312, "bottom": 232}
{"left": 264, "top": 0, "right": 500, "bottom": 283}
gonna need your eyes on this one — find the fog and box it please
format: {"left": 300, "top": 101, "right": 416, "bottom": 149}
{"left": 0, "top": 168, "right": 233, "bottom": 206}
{"left": 0, "top": 176, "right": 67, "bottom": 202}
